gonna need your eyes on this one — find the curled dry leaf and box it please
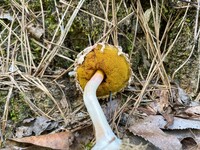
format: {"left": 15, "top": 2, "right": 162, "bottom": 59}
{"left": 10, "top": 131, "right": 74, "bottom": 150}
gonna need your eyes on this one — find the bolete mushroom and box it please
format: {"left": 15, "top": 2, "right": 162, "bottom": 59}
{"left": 74, "top": 43, "right": 132, "bottom": 150}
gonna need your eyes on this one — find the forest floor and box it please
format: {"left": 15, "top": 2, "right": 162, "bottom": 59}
{"left": 0, "top": 0, "right": 200, "bottom": 150}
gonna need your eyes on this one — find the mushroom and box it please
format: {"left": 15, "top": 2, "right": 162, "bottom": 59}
{"left": 75, "top": 43, "right": 132, "bottom": 150}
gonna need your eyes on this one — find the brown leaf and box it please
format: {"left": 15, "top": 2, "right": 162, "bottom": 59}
{"left": 10, "top": 131, "right": 74, "bottom": 150}
{"left": 165, "top": 130, "right": 200, "bottom": 146}
{"left": 137, "top": 105, "right": 157, "bottom": 115}
{"left": 162, "top": 113, "right": 174, "bottom": 128}
{"left": 158, "top": 90, "right": 169, "bottom": 113}
{"left": 145, "top": 90, "right": 171, "bottom": 116}
{"left": 140, "top": 115, "right": 200, "bottom": 130}
{"left": 129, "top": 116, "right": 182, "bottom": 150}
{"left": 185, "top": 106, "right": 200, "bottom": 118}
{"left": 129, "top": 115, "right": 200, "bottom": 150}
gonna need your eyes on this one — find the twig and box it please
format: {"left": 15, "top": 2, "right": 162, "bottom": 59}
{"left": 112, "top": 0, "right": 118, "bottom": 46}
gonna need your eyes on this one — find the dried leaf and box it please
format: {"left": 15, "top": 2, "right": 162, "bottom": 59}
{"left": 140, "top": 115, "right": 200, "bottom": 130}
{"left": 15, "top": 116, "right": 58, "bottom": 138}
{"left": 158, "top": 90, "right": 169, "bottom": 113}
{"left": 10, "top": 131, "right": 74, "bottom": 150}
{"left": 185, "top": 106, "right": 200, "bottom": 117}
{"left": 145, "top": 102, "right": 160, "bottom": 115}
{"left": 15, "top": 126, "right": 33, "bottom": 138}
{"left": 146, "top": 90, "right": 170, "bottom": 115}
{"left": 162, "top": 113, "right": 174, "bottom": 128}
{"left": 129, "top": 116, "right": 182, "bottom": 150}
{"left": 137, "top": 105, "right": 157, "bottom": 115}
{"left": 165, "top": 130, "right": 200, "bottom": 145}
{"left": 177, "top": 85, "right": 191, "bottom": 106}
{"left": 23, "top": 117, "right": 35, "bottom": 123}
{"left": 129, "top": 115, "right": 200, "bottom": 150}
{"left": 32, "top": 116, "right": 52, "bottom": 135}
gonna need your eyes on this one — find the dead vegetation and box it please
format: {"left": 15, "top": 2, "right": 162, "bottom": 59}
{"left": 0, "top": 0, "right": 200, "bottom": 149}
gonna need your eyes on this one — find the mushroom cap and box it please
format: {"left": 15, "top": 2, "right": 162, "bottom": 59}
{"left": 75, "top": 43, "right": 132, "bottom": 98}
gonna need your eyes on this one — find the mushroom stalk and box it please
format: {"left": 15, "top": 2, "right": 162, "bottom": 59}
{"left": 83, "top": 70, "right": 121, "bottom": 150}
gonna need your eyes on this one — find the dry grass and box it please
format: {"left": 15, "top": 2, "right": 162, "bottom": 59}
{"left": 0, "top": 0, "right": 199, "bottom": 149}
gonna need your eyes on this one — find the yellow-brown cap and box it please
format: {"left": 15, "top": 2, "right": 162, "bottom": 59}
{"left": 75, "top": 43, "right": 132, "bottom": 98}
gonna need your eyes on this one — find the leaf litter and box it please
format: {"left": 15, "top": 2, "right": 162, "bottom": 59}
{"left": 8, "top": 116, "right": 73, "bottom": 149}
{"left": 10, "top": 131, "right": 73, "bottom": 150}
{"left": 128, "top": 85, "right": 200, "bottom": 150}
{"left": 129, "top": 116, "right": 182, "bottom": 150}
{"left": 10, "top": 85, "right": 199, "bottom": 150}
{"left": 15, "top": 116, "right": 58, "bottom": 138}
{"left": 0, "top": 0, "right": 200, "bottom": 149}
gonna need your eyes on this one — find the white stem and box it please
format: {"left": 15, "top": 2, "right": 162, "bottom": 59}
{"left": 83, "top": 70, "right": 121, "bottom": 150}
